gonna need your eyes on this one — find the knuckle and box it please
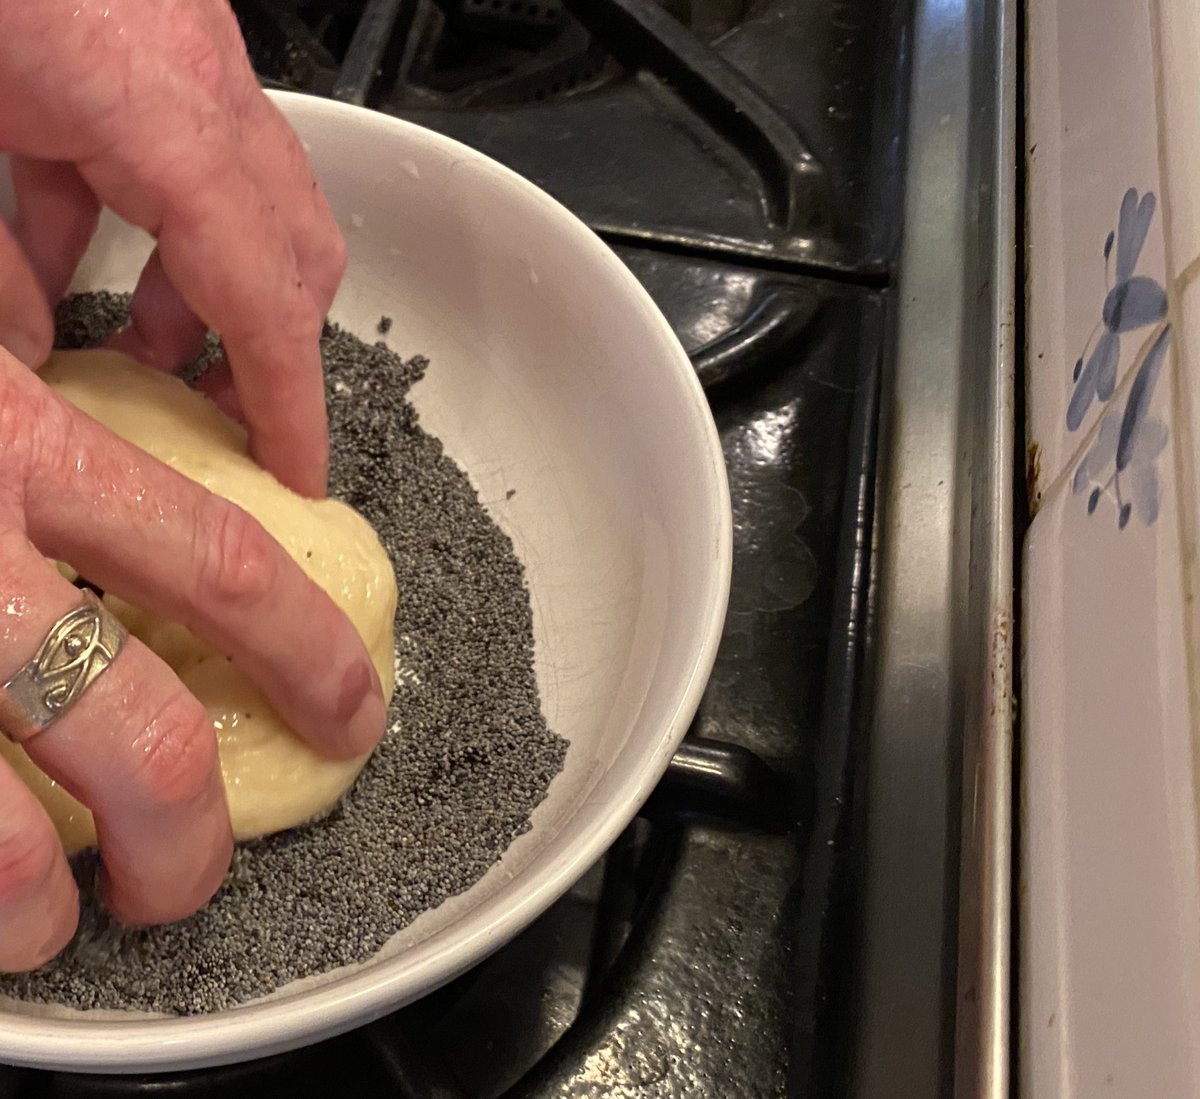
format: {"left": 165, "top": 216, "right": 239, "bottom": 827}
{"left": 0, "top": 364, "right": 53, "bottom": 477}
{"left": 276, "top": 284, "right": 324, "bottom": 344}
{"left": 0, "top": 825, "right": 56, "bottom": 908}
{"left": 170, "top": 16, "right": 229, "bottom": 102}
{"left": 126, "top": 689, "right": 218, "bottom": 814}
{"left": 27, "top": 404, "right": 77, "bottom": 485}
{"left": 15, "top": 399, "right": 79, "bottom": 500}
{"left": 323, "top": 224, "right": 349, "bottom": 285}
{"left": 195, "top": 496, "right": 280, "bottom": 610}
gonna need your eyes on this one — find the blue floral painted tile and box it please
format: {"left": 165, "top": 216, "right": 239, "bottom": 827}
{"left": 1069, "top": 189, "right": 1171, "bottom": 529}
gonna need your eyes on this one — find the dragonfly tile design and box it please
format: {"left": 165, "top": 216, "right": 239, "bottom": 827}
{"left": 1069, "top": 189, "right": 1170, "bottom": 529}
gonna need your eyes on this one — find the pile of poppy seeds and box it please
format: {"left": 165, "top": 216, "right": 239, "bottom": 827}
{"left": 0, "top": 293, "right": 567, "bottom": 1015}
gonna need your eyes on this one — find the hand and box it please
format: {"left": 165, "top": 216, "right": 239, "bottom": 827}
{"left": 0, "top": 352, "right": 385, "bottom": 972}
{"left": 0, "top": 0, "right": 346, "bottom": 498}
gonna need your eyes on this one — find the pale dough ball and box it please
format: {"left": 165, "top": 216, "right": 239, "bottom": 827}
{"left": 0, "top": 350, "right": 398, "bottom": 854}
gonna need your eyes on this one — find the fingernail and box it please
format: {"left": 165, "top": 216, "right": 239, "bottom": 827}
{"left": 338, "top": 658, "right": 385, "bottom": 756}
{"left": 39, "top": 894, "right": 79, "bottom": 961}
{"left": 1, "top": 327, "right": 49, "bottom": 368}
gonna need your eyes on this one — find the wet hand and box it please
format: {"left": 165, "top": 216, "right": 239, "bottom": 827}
{"left": 0, "top": 351, "right": 384, "bottom": 971}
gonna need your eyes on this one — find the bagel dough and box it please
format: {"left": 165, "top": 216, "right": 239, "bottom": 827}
{"left": 0, "top": 350, "right": 398, "bottom": 854}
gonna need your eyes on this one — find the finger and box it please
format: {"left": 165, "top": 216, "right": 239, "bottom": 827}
{"left": 0, "top": 218, "right": 53, "bottom": 368}
{"left": 106, "top": 249, "right": 208, "bottom": 372}
{"left": 19, "top": 377, "right": 384, "bottom": 760}
{"left": 0, "top": 760, "right": 78, "bottom": 971}
{"left": 207, "top": 11, "right": 346, "bottom": 318}
{"left": 78, "top": 125, "right": 329, "bottom": 498}
{"left": 0, "top": 530, "right": 231, "bottom": 927}
{"left": 192, "top": 356, "right": 245, "bottom": 424}
{"left": 157, "top": 203, "right": 330, "bottom": 500}
{"left": 237, "top": 91, "right": 347, "bottom": 317}
{"left": 9, "top": 157, "right": 100, "bottom": 307}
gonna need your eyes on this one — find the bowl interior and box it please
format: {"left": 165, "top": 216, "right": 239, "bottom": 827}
{"left": 0, "top": 94, "right": 730, "bottom": 1071}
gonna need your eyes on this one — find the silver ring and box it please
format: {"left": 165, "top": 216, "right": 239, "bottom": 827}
{"left": 0, "top": 590, "right": 127, "bottom": 745}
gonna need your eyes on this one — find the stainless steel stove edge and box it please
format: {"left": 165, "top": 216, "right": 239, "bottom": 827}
{"left": 851, "top": 0, "right": 1016, "bottom": 1095}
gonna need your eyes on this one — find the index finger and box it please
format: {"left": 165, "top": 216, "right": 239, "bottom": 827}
{"left": 238, "top": 91, "right": 347, "bottom": 319}
{"left": 77, "top": 111, "right": 329, "bottom": 498}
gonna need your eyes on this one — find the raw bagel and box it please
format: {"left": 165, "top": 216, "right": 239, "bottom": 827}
{"left": 0, "top": 350, "right": 397, "bottom": 853}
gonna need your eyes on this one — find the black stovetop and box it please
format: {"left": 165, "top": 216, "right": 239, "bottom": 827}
{"left": 1, "top": 3, "right": 905, "bottom": 1095}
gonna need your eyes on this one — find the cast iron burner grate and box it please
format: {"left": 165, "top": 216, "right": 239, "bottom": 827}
{"left": 233, "top": 0, "right": 902, "bottom": 277}
{"left": 234, "top": 1, "right": 761, "bottom": 106}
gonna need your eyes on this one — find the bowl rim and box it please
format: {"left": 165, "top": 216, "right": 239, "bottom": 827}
{"left": 0, "top": 90, "right": 733, "bottom": 1073}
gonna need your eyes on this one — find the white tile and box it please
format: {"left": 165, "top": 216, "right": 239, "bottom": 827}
{"left": 1022, "top": 316, "right": 1200, "bottom": 1096}
{"left": 1024, "top": 3, "right": 1200, "bottom": 1093}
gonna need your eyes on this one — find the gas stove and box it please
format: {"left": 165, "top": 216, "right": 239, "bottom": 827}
{"left": 0, "top": 2, "right": 1014, "bottom": 1096}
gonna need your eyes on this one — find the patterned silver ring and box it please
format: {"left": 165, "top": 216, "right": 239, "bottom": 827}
{"left": 0, "top": 591, "right": 127, "bottom": 745}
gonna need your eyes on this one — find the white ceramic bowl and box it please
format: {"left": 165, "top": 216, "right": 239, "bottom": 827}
{"left": 0, "top": 92, "right": 731, "bottom": 1072}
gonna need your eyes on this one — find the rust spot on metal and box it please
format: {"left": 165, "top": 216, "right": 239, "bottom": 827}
{"left": 1026, "top": 441, "right": 1043, "bottom": 515}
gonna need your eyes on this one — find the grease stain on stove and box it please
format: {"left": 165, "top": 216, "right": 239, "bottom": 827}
{"left": 578, "top": 1007, "right": 673, "bottom": 1092}
{"left": 726, "top": 477, "right": 816, "bottom": 622}
{"left": 738, "top": 402, "right": 801, "bottom": 465}
{"left": 761, "top": 541, "right": 819, "bottom": 607}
